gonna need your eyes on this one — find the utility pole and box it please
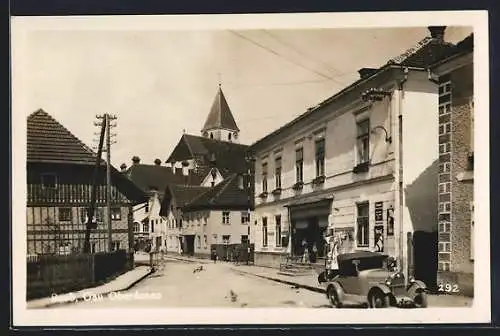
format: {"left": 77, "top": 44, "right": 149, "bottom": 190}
{"left": 93, "top": 113, "right": 117, "bottom": 253}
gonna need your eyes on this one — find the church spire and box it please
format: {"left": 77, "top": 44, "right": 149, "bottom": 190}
{"left": 201, "top": 85, "right": 240, "bottom": 142}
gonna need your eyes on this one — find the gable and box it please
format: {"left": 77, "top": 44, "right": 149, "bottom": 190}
{"left": 201, "top": 168, "right": 224, "bottom": 187}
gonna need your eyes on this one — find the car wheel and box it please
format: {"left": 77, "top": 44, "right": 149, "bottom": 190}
{"left": 370, "top": 291, "right": 390, "bottom": 308}
{"left": 327, "top": 285, "right": 342, "bottom": 308}
{"left": 413, "top": 289, "right": 428, "bottom": 308}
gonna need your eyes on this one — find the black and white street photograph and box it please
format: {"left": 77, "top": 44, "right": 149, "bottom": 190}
{"left": 11, "top": 11, "right": 490, "bottom": 326}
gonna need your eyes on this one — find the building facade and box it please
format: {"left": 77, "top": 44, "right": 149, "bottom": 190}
{"left": 250, "top": 27, "right": 462, "bottom": 289}
{"left": 27, "top": 109, "right": 146, "bottom": 255}
{"left": 430, "top": 34, "right": 474, "bottom": 296}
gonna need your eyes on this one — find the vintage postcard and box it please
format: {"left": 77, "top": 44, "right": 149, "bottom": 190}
{"left": 11, "top": 10, "right": 490, "bottom": 326}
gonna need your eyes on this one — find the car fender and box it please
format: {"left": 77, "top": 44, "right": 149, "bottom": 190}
{"left": 407, "top": 280, "right": 427, "bottom": 297}
{"left": 368, "top": 284, "right": 392, "bottom": 298}
{"left": 326, "top": 281, "right": 344, "bottom": 301}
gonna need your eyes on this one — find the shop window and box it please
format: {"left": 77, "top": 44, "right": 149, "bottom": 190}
{"left": 356, "top": 202, "right": 369, "bottom": 247}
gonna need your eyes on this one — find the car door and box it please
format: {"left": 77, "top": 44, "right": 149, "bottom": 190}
{"left": 338, "top": 260, "right": 362, "bottom": 297}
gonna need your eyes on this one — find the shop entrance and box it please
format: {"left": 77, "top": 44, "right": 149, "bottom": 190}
{"left": 288, "top": 197, "right": 332, "bottom": 260}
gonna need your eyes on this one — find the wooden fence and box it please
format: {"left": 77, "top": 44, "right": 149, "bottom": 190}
{"left": 26, "top": 250, "right": 133, "bottom": 300}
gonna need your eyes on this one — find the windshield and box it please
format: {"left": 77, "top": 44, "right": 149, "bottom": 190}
{"left": 356, "top": 257, "right": 386, "bottom": 271}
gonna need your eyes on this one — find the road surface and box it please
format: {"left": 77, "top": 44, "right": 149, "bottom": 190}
{"left": 58, "top": 259, "right": 329, "bottom": 308}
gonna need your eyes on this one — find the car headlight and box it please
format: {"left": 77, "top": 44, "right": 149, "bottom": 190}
{"left": 409, "top": 276, "right": 416, "bottom": 283}
{"left": 385, "top": 278, "right": 392, "bottom": 286}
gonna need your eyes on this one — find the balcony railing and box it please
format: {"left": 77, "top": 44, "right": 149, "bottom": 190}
{"left": 27, "top": 184, "right": 131, "bottom": 206}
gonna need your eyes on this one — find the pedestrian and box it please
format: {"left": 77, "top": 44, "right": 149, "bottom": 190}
{"left": 310, "top": 243, "right": 318, "bottom": 264}
{"left": 211, "top": 250, "right": 217, "bottom": 263}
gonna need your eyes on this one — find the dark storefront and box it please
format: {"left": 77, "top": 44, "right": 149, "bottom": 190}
{"left": 287, "top": 198, "right": 332, "bottom": 259}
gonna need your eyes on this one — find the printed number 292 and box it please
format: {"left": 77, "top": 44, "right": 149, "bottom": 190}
{"left": 438, "top": 283, "right": 460, "bottom": 293}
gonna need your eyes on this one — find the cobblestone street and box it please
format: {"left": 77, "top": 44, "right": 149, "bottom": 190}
{"left": 54, "top": 258, "right": 472, "bottom": 309}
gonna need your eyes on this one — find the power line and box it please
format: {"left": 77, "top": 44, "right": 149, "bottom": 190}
{"left": 228, "top": 30, "right": 346, "bottom": 86}
{"left": 260, "top": 30, "right": 348, "bottom": 80}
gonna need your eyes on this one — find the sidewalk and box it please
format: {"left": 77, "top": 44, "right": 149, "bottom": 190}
{"left": 27, "top": 265, "right": 153, "bottom": 309}
{"left": 230, "top": 264, "right": 473, "bottom": 307}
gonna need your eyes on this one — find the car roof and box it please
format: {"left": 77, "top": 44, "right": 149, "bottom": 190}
{"left": 337, "top": 251, "right": 388, "bottom": 263}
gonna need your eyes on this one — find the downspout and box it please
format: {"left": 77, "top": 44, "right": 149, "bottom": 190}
{"left": 397, "top": 67, "right": 409, "bottom": 277}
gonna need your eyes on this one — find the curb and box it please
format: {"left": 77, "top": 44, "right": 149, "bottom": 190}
{"left": 27, "top": 267, "right": 154, "bottom": 309}
{"left": 232, "top": 268, "right": 326, "bottom": 294}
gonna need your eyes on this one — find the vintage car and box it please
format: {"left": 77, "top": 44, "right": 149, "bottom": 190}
{"left": 317, "top": 251, "right": 428, "bottom": 308}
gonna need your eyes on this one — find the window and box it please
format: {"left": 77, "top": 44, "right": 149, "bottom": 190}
{"left": 275, "top": 215, "right": 282, "bottom": 247}
{"left": 439, "top": 182, "right": 451, "bottom": 194}
{"left": 228, "top": 133, "right": 232, "bottom": 141}
{"left": 222, "top": 211, "right": 230, "bottom": 225}
{"left": 439, "top": 162, "right": 451, "bottom": 174}
{"left": 241, "top": 235, "right": 248, "bottom": 244}
{"left": 143, "top": 222, "right": 149, "bottom": 232}
{"left": 144, "top": 203, "right": 149, "bottom": 213}
{"left": 356, "top": 202, "right": 369, "bottom": 247}
{"left": 222, "top": 235, "right": 231, "bottom": 244}
{"left": 439, "top": 202, "right": 451, "bottom": 213}
{"left": 357, "top": 119, "right": 370, "bottom": 164}
{"left": 438, "top": 221, "right": 451, "bottom": 233}
{"left": 439, "top": 122, "right": 451, "bottom": 135}
{"left": 204, "top": 235, "right": 208, "bottom": 247}
{"left": 470, "top": 202, "right": 474, "bottom": 261}
{"left": 241, "top": 211, "right": 250, "bottom": 224}
{"left": 295, "top": 148, "right": 304, "bottom": 183}
{"left": 262, "top": 162, "right": 268, "bottom": 192}
{"left": 438, "top": 242, "right": 451, "bottom": 252}
{"left": 439, "top": 142, "right": 451, "bottom": 154}
{"left": 213, "top": 234, "right": 218, "bottom": 243}
{"left": 315, "top": 138, "right": 325, "bottom": 177}
{"left": 262, "top": 217, "right": 268, "bottom": 247}
{"left": 90, "top": 242, "right": 96, "bottom": 254}
{"left": 112, "top": 241, "right": 121, "bottom": 251}
{"left": 275, "top": 156, "right": 282, "bottom": 189}
{"left": 210, "top": 133, "right": 214, "bottom": 139}
{"left": 197, "top": 235, "right": 201, "bottom": 249}
{"left": 111, "top": 207, "right": 122, "bottom": 220}
{"left": 151, "top": 220, "right": 155, "bottom": 233}
{"left": 133, "top": 222, "right": 140, "bottom": 232}
{"left": 41, "top": 173, "right": 57, "bottom": 189}
{"left": 58, "top": 208, "right": 72, "bottom": 222}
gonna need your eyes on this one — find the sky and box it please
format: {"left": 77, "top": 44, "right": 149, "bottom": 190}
{"left": 15, "top": 21, "right": 472, "bottom": 167}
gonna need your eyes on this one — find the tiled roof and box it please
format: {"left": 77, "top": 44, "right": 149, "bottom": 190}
{"left": 182, "top": 174, "right": 251, "bottom": 211}
{"left": 250, "top": 27, "right": 462, "bottom": 151}
{"left": 166, "top": 134, "right": 249, "bottom": 178}
{"left": 125, "top": 164, "right": 203, "bottom": 195}
{"left": 27, "top": 109, "right": 147, "bottom": 203}
{"left": 390, "top": 39, "right": 457, "bottom": 68}
{"left": 159, "top": 184, "right": 210, "bottom": 216}
{"left": 202, "top": 86, "right": 239, "bottom": 133}
{"left": 27, "top": 109, "right": 99, "bottom": 165}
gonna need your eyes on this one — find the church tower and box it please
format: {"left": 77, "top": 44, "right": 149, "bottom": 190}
{"left": 201, "top": 85, "right": 240, "bottom": 143}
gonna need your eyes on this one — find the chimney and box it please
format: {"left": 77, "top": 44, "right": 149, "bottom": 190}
{"left": 131, "top": 156, "right": 140, "bottom": 165}
{"left": 358, "top": 68, "right": 378, "bottom": 79}
{"left": 154, "top": 158, "right": 161, "bottom": 166}
{"left": 428, "top": 26, "right": 446, "bottom": 42}
{"left": 120, "top": 163, "right": 127, "bottom": 172}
